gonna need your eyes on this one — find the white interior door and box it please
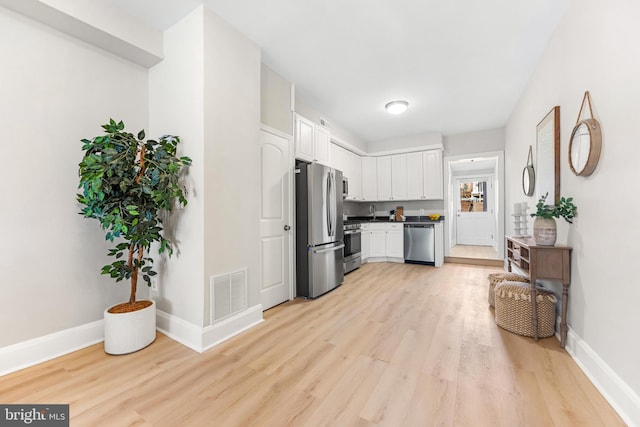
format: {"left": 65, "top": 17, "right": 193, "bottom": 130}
{"left": 260, "top": 128, "right": 292, "bottom": 310}
{"left": 455, "top": 177, "right": 494, "bottom": 246}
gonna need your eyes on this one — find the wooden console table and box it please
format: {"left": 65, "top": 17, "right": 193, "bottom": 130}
{"left": 506, "top": 236, "right": 572, "bottom": 348}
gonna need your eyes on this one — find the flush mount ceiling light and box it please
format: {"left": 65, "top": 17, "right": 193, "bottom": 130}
{"left": 385, "top": 100, "right": 409, "bottom": 115}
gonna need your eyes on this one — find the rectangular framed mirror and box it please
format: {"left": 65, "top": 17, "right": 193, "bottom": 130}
{"left": 535, "top": 106, "right": 560, "bottom": 204}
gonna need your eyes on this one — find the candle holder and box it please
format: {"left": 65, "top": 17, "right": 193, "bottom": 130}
{"left": 512, "top": 202, "right": 530, "bottom": 237}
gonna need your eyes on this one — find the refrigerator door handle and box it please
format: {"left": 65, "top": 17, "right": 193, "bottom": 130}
{"left": 326, "top": 172, "right": 332, "bottom": 237}
{"left": 313, "top": 243, "right": 345, "bottom": 254}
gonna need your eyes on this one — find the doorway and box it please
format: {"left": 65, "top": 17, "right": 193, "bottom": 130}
{"left": 455, "top": 176, "right": 494, "bottom": 246}
{"left": 444, "top": 152, "right": 504, "bottom": 263}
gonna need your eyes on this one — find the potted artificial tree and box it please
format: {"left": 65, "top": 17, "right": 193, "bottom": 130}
{"left": 78, "top": 119, "right": 191, "bottom": 354}
{"left": 530, "top": 193, "right": 577, "bottom": 245}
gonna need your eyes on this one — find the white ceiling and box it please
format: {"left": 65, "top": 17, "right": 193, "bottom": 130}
{"left": 106, "top": 0, "right": 571, "bottom": 143}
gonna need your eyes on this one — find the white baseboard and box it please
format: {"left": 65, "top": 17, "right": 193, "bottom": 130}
{"left": 565, "top": 326, "right": 640, "bottom": 427}
{"left": 202, "top": 304, "right": 263, "bottom": 352}
{"left": 0, "top": 320, "right": 103, "bottom": 377}
{"left": 155, "top": 310, "right": 204, "bottom": 352}
{"left": 156, "top": 305, "right": 264, "bottom": 353}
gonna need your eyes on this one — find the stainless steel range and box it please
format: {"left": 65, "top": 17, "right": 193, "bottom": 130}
{"left": 343, "top": 221, "right": 362, "bottom": 274}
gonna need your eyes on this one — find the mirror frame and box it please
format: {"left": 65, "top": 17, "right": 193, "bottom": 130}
{"left": 535, "top": 106, "right": 560, "bottom": 204}
{"left": 522, "top": 165, "right": 535, "bottom": 196}
{"left": 569, "top": 118, "right": 601, "bottom": 176}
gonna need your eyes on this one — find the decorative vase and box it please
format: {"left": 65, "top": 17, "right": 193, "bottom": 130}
{"left": 533, "top": 217, "right": 557, "bottom": 246}
{"left": 104, "top": 300, "right": 156, "bottom": 355}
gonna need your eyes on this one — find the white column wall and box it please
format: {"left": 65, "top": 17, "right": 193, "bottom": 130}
{"left": 148, "top": 7, "right": 206, "bottom": 328}
{"left": 202, "top": 9, "right": 262, "bottom": 324}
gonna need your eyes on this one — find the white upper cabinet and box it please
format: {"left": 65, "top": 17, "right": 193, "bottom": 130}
{"left": 423, "top": 150, "right": 443, "bottom": 199}
{"left": 362, "top": 156, "right": 377, "bottom": 201}
{"left": 294, "top": 114, "right": 331, "bottom": 165}
{"left": 406, "top": 152, "right": 424, "bottom": 199}
{"left": 314, "top": 125, "right": 331, "bottom": 165}
{"left": 329, "top": 143, "right": 346, "bottom": 174}
{"left": 294, "top": 114, "right": 314, "bottom": 162}
{"left": 391, "top": 154, "right": 408, "bottom": 200}
{"left": 376, "top": 156, "right": 392, "bottom": 200}
{"left": 348, "top": 151, "right": 363, "bottom": 200}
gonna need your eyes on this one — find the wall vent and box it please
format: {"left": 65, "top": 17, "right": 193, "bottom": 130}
{"left": 319, "top": 117, "right": 330, "bottom": 128}
{"left": 210, "top": 268, "right": 247, "bottom": 323}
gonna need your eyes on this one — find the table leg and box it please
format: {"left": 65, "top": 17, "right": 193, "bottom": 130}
{"left": 560, "top": 283, "right": 569, "bottom": 348}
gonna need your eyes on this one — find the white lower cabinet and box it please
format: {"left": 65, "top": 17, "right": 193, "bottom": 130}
{"left": 364, "top": 223, "right": 404, "bottom": 262}
{"left": 385, "top": 224, "right": 404, "bottom": 258}
{"left": 361, "top": 224, "right": 370, "bottom": 261}
{"left": 369, "top": 229, "right": 386, "bottom": 258}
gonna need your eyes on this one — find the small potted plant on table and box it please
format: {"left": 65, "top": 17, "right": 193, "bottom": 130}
{"left": 530, "top": 193, "right": 577, "bottom": 245}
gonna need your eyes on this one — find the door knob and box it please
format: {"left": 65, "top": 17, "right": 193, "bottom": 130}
{"left": 284, "top": 225, "right": 291, "bottom": 231}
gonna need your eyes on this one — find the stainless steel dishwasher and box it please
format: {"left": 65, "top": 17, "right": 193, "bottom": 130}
{"left": 404, "top": 224, "right": 435, "bottom": 265}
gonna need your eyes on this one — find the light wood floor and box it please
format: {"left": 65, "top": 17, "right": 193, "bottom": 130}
{"left": 449, "top": 244, "right": 501, "bottom": 260}
{"left": 0, "top": 263, "right": 624, "bottom": 426}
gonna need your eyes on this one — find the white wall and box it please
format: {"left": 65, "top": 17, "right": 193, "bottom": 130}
{"left": 202, "top": 8, "right": 261, "bottom": 323}
{"left": 148, "top": 8, "right": 205, "bottom": 328}
{"left": 505, "top": 0, "right": 640, "bottom": 423}
{"left": 261, "top": 64, "right": 293, "bottom": 136}
{"left": 444, "top": 128, "right": 505, "bottom": 156}
{"left": 0, "top": 6, "right": 148, "bottom": 347}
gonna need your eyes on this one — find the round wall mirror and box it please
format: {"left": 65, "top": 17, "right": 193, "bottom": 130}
{"left": 569, "top": 118, "right": 601, "bottom": 176}
{"left": 522, "top": 165, "right": 535, "bottom": 196}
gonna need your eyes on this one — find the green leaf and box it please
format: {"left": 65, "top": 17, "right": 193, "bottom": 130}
{"left": 138, "top": 129, "right": 145, "bottom": 140}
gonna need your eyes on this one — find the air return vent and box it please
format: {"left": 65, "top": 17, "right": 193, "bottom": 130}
{"left": 210, "top": 268, "right": 247, "bottom": 323}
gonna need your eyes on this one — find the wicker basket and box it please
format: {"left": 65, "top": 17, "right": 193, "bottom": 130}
{"left": 487, "top": 272, "right": 529, "bottom": 307}
{"left": 494, "top": 281, "right": 557, "bottom": 338}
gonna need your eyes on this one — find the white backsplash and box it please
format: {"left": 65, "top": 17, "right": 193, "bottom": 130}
{"left": 344, "top": 200, "right": 445, "bottom": 217}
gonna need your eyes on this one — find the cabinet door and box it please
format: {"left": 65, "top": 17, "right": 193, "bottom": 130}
{"left": 348, "top": 151, "right": 362, "bottom": 200}
{"left": 377, "top": 156, "right": 392, "bottom": 200}
{"left": 362, "top": 157, "right": 377, "bottom": 201}
{"left": 314, "top": 125, "right": 331, "bottom": 165}
{"left": 423, "top": 150, "right": 443, "bottom": 199}
{"left": 391, "top": 154, "right": 407, "bottom": 200}
{"left": 329, "top": 143, "right": 342, "bottom": 172}
{"left": 295, "top": 115, "right": 314, "bottom": 162}
{"left": 385, "top": 226, "right": 404, "bottom": 258}
{"left": 361, "top": 229, "right": 370, "bottom": 261}
{"left": 369, "top": 230, "right": 386, "bottom": 257}
{"left": 406, "top": 152, "right": 424, "bottom": 200}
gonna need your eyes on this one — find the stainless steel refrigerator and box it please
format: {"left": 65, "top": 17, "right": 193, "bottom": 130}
{"left": 295, "top": 160, "right": 344, "bottom": 298}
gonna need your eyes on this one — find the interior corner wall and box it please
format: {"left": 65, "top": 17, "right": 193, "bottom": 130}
{"left": 148, "top": 7, "right": 206, "bottom": 328}
{"left": 505, "top": 0, "right": 640, "bottom": 423}
{"left": 443, "top": 128, "right": 505, "bottom": 156}
{"left": 261, "top": 64, "right": 293, "bottom": 136}
{"left": 0, "top": 6, "right": 148, "bottom": 347}
{"left": 202, "top": 8, "right": 261, "bottom": 325}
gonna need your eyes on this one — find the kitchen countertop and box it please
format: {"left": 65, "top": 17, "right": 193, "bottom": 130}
{"left": 346, "top": 215, "right": 445, "bottom": 224}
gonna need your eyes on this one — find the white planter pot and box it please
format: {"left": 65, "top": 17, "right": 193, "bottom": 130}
{"left": 533, "top": 217, "right": 557, "bottom": 246}
{"left": 104, "top": 300, "right": 156, "bottom": 355}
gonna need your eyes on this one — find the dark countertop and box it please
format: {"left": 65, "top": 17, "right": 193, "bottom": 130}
{"left": 346, "top": 215, "right": 444, "bottom": 224}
